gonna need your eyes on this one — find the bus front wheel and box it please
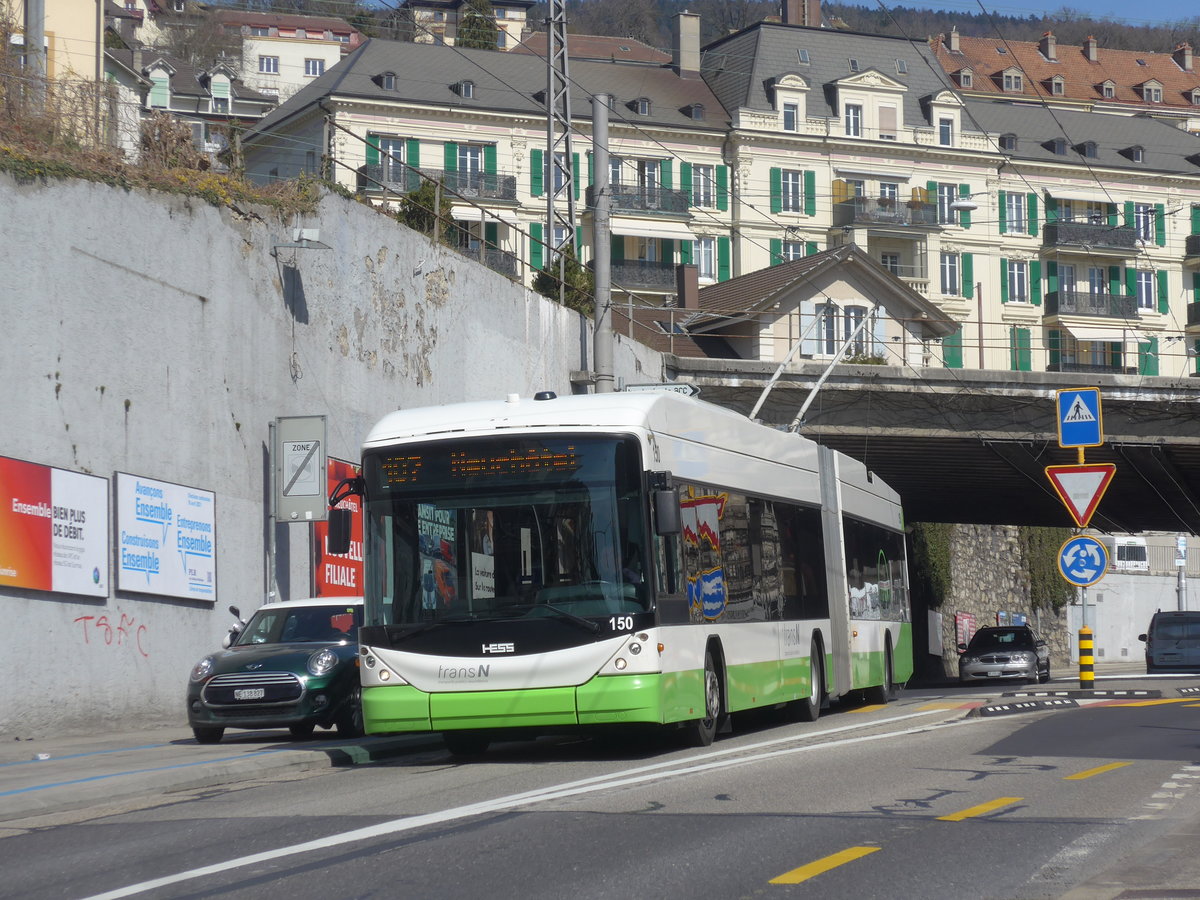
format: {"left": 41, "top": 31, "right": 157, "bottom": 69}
{"left": 682, "top": 650, "right": 722, "bottom": 747}
{"left": 789, "top": 644, "right": 823, "bottom": 722}
{"left": 864, "top": 642, "right": 894, "bottom": 705}
{"left": 444, "top": 730, "right": 490, "bottom": 757}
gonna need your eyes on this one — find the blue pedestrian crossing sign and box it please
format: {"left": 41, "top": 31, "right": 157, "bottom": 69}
{"left": 1056, "top": 388, "right": 1103, "bottom": 448}
{"left": 1058, "top": 535, "right": 1109, "bottom": 587}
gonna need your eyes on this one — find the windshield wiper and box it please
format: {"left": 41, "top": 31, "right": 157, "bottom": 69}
{"left": 536, "top": 603, "right": 602, "bottom": 634}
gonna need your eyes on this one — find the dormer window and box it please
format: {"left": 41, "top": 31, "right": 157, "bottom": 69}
{"left": 456, "top": 79, "right": 475, "bottom": 98}
{"left": 1048, "top": 137, "right": 1067, "bottom": 155}
{"left": 782, "top": 102, "right": 798, "bottom": 131}
{"left": 1002, "top": 71, "right": 1023, "bottom": 92}
{"left": 380, "top": 72, "right": 395, "bottom": 90}
{"left": 1050, "top": 75, "right": 1064, "bottom": 95}
{"left": 635, "top": 97, "right": 650, "bottom": 115}
{"left": 797, "top": 49, "right": 810, "bottom": 64}
{"left": 688, "top": 103, "right": 704, "bottom": 120}
{"left": 1142, "top": 82, "right": 1162, "bottom": 102}
{"left": 848, "top": 58, "right": 860, "bottom": 72}
{"left": 1192, "top": 89, "right": 1200, "bottom": 105}
{"left": 958, "top": 69, "right": 973, "bottom": 88}
{"left": 1078, "top": 141, "right": 1098, "bottom": 158}
{"left": 896, "top": 59, "right": 908, "bottom": 74}
{"left": 1126, "top": 145, "right": 1145, "bottom": 162}
{"left": 999, "top": 133, "right": 1017, "bottom": 151}
{"left": 1101, "top": 81, "right": 1116, "bottom": 99}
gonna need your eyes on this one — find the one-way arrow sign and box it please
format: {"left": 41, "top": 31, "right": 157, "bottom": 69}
{"left": 1045, "top": 463, "right": 1116, "bottom": 527}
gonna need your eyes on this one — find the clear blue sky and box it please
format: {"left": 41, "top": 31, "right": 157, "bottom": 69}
{"left": 875, "top": 0, "right": 1200, "bottom": 28}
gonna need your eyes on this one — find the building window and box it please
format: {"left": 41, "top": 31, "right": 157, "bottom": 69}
{"left": 1007, "top": 260, "right": 1029, "bottom": 302}
{"left": 608, "top": 156, "right": 623, "bottom": 188}
{"left": 1134, "top": 203, "right": 1155, "bottom": 241}
{"left": 1144, "top": 84, "right": 1162, "bottom": 102}
{"left": 881, "top": 253, "right": 900, "bottom": 275}
{"left": 1051, "top": 76, "right": 1064, "bottom": 95}
{"left": 848, "top": 58, "right": 861, "bottom": 72}
{"left": 1129, "top": 146, "right": 1145, "bottom": 162}
{"left": 258, "top": 55, "right": 279, "bottom": 74}
{"left": 1079, "top": 141, "right": 1098, "bottom": 158}
{"left": 496, "top": 31, "right": 506, "bottom": 49}
{"left": 249, "top": 26, "right": 269, "bottom": 36}
{"left": 696, "top": 237, "right": 715, "bottom": 281}
{"left": 1051, "top": 138, "right": 1067, "bottom": 155}
{"left": 689, "top": 104, "right": 704, "bottom": 120}
{"left": 896, "top": 59, "right": 908, "bottom": 74}
{"left": 460, "top": 143, "right": 484, "bottom": 177}
{"left": 304, "top": 58, "right": 325, "bottom": 77}
{"left": 782, "top": 102, "right": 798, "bottom": 132}
{"left": 551, "top": 225, "right": 571, "bottom": 259}
{"left": 938, "top": 117, "right": 953, "bottom": 146}
{"left": 781, "top": 169, "right": 804, "bottom": 212}
{"left": 212, "top": 96, "right": 228, "bottom": 113}
{"left": 458, "top": 80, "right": 475, "bottom": 98}
{"left": 940, "top": 252, "right": 959, "bottom": 295}
{"left": 783, "top": 241, "right": 805, "bottom": 260}
{"left": 1005, "top": 192, "right": 1026, "bottom": 232}
{"left": 797, "top": 48, "right": 810, "bottom": 64}
{"left": 691, "top": 165, "right": 715, "bottom": 208}
{"left": 381, "top": 72, "right": 395, "bottom": 90}
{"left": 1136, "top": 270, "right": 1155, "bottom": 309}
{"left": 1003, "top": 72, "right": 1023, "bottom": 92}
{"left": 380, "top": 136, "right": 406, "bottom": 181}
{"left": 937, "top": 183, "right": 957, "bottom": 225}
{"left": 878, "top": 182, "right": 898, "bottom": 201}
{"left": 999, "top": 133, "right": 1017, "bottom": 151}
{"left": 636, "top": 97, "right": 650, "bottom": 115}
{"left": 959, "top": 70, "right": 973, "bottom": 88}
{"left": 844, "top": 103, "right": 862, "bottom": 137}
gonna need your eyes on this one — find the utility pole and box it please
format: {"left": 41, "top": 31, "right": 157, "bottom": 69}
{"left": 24, "top": 0, "right": 46, "bottom": 114}
{"left": 591, "top": 94, "right": 613, "bottom": 393}
{"left": 544, "top": 0, "right": 577, "bottom": 303}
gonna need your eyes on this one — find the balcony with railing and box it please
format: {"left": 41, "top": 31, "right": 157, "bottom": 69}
{"left": 1042, "top": 221, "right": 1137, "bottom": 254}
{"left": 833, "top": 198, "right": 939, "bottom": 228}
{"left": 358, "top": 166, "right": 518, "bottom": 202}
{"left": 607, "top": 185, "right": 690, "bottom": 217}
{"left": 1045, "top": 290, "right": 1138, "bottom": 320}
{"left": 1045, "top": 360, "right": 1133, "bottom": 375}
{"left": 1185, "top": 234, "right": 1200, "bottom": 268}
{"left": 1187, "top": 302, "right": 1200, "bottom": 328}
{"left": 607, "top": 259, "right": 677, "bottom": 289}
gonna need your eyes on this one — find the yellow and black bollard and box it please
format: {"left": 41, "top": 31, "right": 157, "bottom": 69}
{"left": 1078, "top": 626, "right": 1094, "bottom": 690}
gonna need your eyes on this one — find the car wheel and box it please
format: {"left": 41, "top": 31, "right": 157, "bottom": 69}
{"left": 682, "top": 650, "right": 722, "bottom": 747}
{"left": 788, "top": 643, "right": 823, "bottom": 723}
{"left": 1038, "top": 662, "right": 1050, "bottom": 684}
{"left": 443, "top": 731, "right": 490, "bottom": 756}
{"left": 289, "top": 723, "right": 316, "bottom": 739}
{"left": 336, "top": 687, "right": 364, "bottom": 738}
{"left": 192, "top": 726, "right": 224, "bottom": 744}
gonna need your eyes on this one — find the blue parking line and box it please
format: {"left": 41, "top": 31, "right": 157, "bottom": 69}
{"left": 0, "top": 745, "right": 171, "bottom": 769}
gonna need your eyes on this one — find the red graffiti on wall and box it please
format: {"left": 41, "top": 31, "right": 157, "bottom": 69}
{"left": 74, "top": 613, "right": 150, "bottom": 658}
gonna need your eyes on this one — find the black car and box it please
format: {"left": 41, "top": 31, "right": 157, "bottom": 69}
{"left": 187, "top": 598, "right": 364, "bottom": 744}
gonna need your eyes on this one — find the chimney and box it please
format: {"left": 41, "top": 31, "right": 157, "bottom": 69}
{"left": 1084, "top": 36, "right": 1098, "bottom": 63}
{"left": 782, "top": 0, "right": 821, "bottom": 27}
{"left": 676, "top": 264, "right": 699, "bottom": 310}
{"left": 1040, "top": 31, "right": 1057, "bottom": 62}
{"left": 132, "top": 41, "right": 143, "bottom": 73}
{"left": 671, "top": 12, "right": 700, "bottom": 77}
{"left": 947, "top": 27, "right": 960, "bottom": 53}
{"left": 1175, "top": 42, "right": 1194, "bottom": 72}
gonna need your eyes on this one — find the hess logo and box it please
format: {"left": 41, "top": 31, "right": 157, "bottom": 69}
{"left": 482, "top": 642, "right": 515, "bottom": 654}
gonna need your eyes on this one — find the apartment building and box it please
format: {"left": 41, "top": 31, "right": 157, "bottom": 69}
{"left": 400, "top": 0, "right": 535, "bottom": 50}
{"left": 239, "top": 15, "right": 1200, "bottom": 377}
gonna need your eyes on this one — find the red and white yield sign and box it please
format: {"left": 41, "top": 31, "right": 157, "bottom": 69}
{"left": 1045, "top": 463, "right": 1117, "bottom": 527}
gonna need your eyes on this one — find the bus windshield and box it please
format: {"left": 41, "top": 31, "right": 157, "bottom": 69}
{"left": 361, "top": 435, "right": 649, "bottom": 627}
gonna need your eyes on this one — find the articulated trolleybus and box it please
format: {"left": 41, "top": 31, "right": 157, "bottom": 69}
{"left": 327, "top": 389, "right": 911, "bottom": 754}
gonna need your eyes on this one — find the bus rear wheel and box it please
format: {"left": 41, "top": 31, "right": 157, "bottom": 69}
{"left": 682, "top": 650, "right": 722, "bottom": 747}
{"left": 788, "top": 643, "right": 823, "bottom": 723}
{"left": 864, "top": 642, "right": 894, "bottom": 705}
{"left": 444, "top": 730, "right": 491, "bottom": 757}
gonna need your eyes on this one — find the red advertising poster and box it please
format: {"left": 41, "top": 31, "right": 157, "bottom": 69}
{"left": 0, "top": 455, "right": 109, "bottom": 597}
{"left": 312, "top": 458, "right": 363, "bottom": 597}
{"left": 955, "top": 612, "right": 977, "bottom": 648}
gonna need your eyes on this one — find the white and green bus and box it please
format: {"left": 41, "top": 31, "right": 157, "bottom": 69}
{"left": 327, "top": 389, "right": 912, "bottom": 754}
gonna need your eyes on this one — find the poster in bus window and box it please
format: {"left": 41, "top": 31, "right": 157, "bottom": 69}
{"left": 0, "top": 455, "right": 109, "bottom": 598}
{"left": 313, "top": 458, "right": 363, "bottom": 597}
{"left": 418, "top": 503, "right": 457, "bottom": 608}
{"left": 470, "top": 509, "right": 495, "bottom": 600}
{"left": 680, "top": 489, "right": 727, "bottom": 622}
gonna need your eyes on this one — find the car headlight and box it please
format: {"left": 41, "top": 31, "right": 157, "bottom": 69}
{"left": 1011, "top": 652, "right": 1034, "bottom": 664}
{"left": 308, "top": 648, "right": 339, "bottom": 676}
{"left": 960, "top": 656, "right": 978, "bottom": 666}
{"left": 190, "top": 656, "right": 216, "bottom": 683}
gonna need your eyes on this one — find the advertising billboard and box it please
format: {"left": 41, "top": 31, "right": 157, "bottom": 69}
{"left": 312, "top": 458, "right": 363, "bottom": 597}
{"left": 116, "top": 473, "right": 216, "bottom": 601}
{"left": 0, "top": 455, "right": 109, "bottom": 598}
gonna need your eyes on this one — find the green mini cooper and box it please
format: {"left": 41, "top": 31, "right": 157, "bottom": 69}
{"left": 187, "top": 597, "right": 364, "bottom": 744}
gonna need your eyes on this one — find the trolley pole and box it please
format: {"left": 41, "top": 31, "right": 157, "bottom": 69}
{"left": 1078, "top": 624, "right": 1094, "bottom": 690}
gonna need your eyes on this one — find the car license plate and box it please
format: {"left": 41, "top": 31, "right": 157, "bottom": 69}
{"left": 987, "top": 671, "right": 1001, "bottom": 677}
{"left": 234, "top": 688, "right": 265, "bottom": 700}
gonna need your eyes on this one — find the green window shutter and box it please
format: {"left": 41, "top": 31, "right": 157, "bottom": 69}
{"left": 770, "top": 167, "right": 782, "bottom": 214}
{"left": 611, "top": 235, "right": 624, "bottom": 263}
{"left": 1107, "top": 203, "right": 1118, "bottom": 228}
{"left": 680, "top": 162, "right": 692, "bottom": 206}
{"left": 958, "top": 184, "right": 971, "bottom": 228}
{"left": 1011, "top": 327, "right": 1031, "bottom": 372}
{"left": 1125, "top": 266, "right": 1137, "bottom": 298}
{"left": 444, "top": 142, "right": 458, "bottom": 172}
{"left": 770, "top": 238, "right": 783, "bottom": 266}
{"left": 1155, "top": 203, "right": 1166, "bottom": 246}
{"left": 573, "top": 153, "right": 581, "bottom": 199}
{"left": 1139, "top": 338, "right": 1159, "bottom": 376}
{"left": 1192, "top": 205, "right": 1200, "bottom": 235}
{"left": 530, "top": 223, "right": 544, "bottom": 270}
{"left": 484, "top": 222, "right": 498, "bottom": 248}
{"left": 806, "top": 241, "right": 818, "bottom": 256}
{"left": 680, "top": 240, "right": 693, "bottom": 265}
{"left": 587, "top": 152, "right": 593, "bottom": 186}
{"left": 484, "top": 144, "right": 496, "bottom": 175}
{"left": 211, "top": 78, "right": 230, "bottom": 100}
{"left": 1047, "top": 260, "right": 1058, "bottom": 295}
{"left": 961, "top": 253, "right": 973, "bottom": 298}
{"left": 1123, "top": 200, "right": 1134, "bottom": 229}
{"left": 575, "top": 225, "right": 582, "bottom": 250}
{"left": 1048, "top": 329, "right": 1061, "bottom": 368}
{"left": 717, "top": 236, "right": 731, "bottom": 282}
{"left": 530, "top": 148, "right": 543, "bottom": 196}
{"left": 366, "top": 133, "right": 380, "bottom": 166}
{"left": 1158, "top": 270, "right": 1169, "bottom": 313}
{"left": 997, "top": 190, "right": 1007, "bottom": 234}
{"left": 659, "top": 158, "right": 672, "bottom": 191}
{"left": 943, "top": 328, "right": 963, "bottom": 369}
{"left": 1030, "top": 260, "right": 1042, "bottom": 306}
{"left": 661, "top": 239, "right": 675, "bottom": 266}
{"left": 999, "top": 257, "right": 1009, "bottom": 303}
{"left": 717, "top": 165, "right": 729, "bottom": 211}
{"left": 926, "top": 180, "right": 937, "bottom": 200}
{"left": 1108, "top": 265, "right": 1121, "bottom": 295}
{"left": 804, "top": 170, "right": 816, "bottom": 216}
{"left": 1109, "top": 342, "right": 1122, "bottom": 370}
{"left": 1027, "top": 193, "right": 1039, "bottom": 236}
{"left": 406, "top": 138, "right": 420, "bottom": 168}
{"left": 150, "top": 75, "right": 169, "bottom": 107}
{"left": 1194, "top": 272, "right": 1200, "bottom": 301}
{"left": 1045, "top": 194, "right": 1058, "bottom": 224}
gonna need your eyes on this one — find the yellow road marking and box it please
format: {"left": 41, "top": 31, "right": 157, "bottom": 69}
{"left": 770, "top": 846, "right": 881, "bottom": 884}
{"left": 938, "top": 797, "right": 1022, "bottom": 821}
{"left": 849, "top": 704, "right": 887, "bottom": 714}
{"left": 1104, "top": 698, "right": 1195, "bottom": 708}
{"left": 1064, "top": 761, "right": 1132, "bottom": 781}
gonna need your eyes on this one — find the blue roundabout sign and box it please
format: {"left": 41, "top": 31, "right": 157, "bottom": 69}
{"left": 1058, "top": 536, "right": 1109, "bottom": 587}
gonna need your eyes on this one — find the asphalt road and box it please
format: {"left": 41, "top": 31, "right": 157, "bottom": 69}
{"left": 4, "top": 670, "right": 1200, "bottom": 899}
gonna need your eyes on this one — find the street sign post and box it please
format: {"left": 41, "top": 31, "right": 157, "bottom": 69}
{"left": 1045, "top": 463, "right": 1116, "bottom": 528}
{"left": 1056, "top": 388, "right": 1103, "bottom": 449}
{"left": 1057, "top": 535, "right": 1109, "bottom": 587}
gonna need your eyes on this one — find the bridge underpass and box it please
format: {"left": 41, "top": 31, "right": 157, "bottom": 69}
{"left": 663, "top": 358, "right": 1200, "bottom": 534}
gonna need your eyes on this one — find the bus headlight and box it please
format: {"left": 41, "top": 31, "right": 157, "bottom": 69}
{"left": 614, "top": 658, "right": 628, "bottom": 670}
{"left": 628, "top": 642, "right": 642, "bottom": 655}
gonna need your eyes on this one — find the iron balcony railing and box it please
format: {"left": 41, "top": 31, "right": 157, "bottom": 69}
{"left": 359, "top": 165, "right": 518, "bottom": 202}
{"left": 607, "top": 185, "right": 690, "bottom": 216}
{"left": 1046, "top": 362, "right": 1132, "bottom": 375}
{"left": 1045, "top": 290, "right": 1138, "bottom": 319}
{"left": 608, "top": 259, "right": 677, "bottom": 288}
{"left": 1186, "top": 234, "right": 1200, "bottom": 257}
{"left": 1042, "top": 221, "right": 1138, "bottom": 252}
{"left": 1187, "top": 302, "right": 1200, "bottom": 327}
{"left": 833, "top": 198, "right": 939, "bottom": 228}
